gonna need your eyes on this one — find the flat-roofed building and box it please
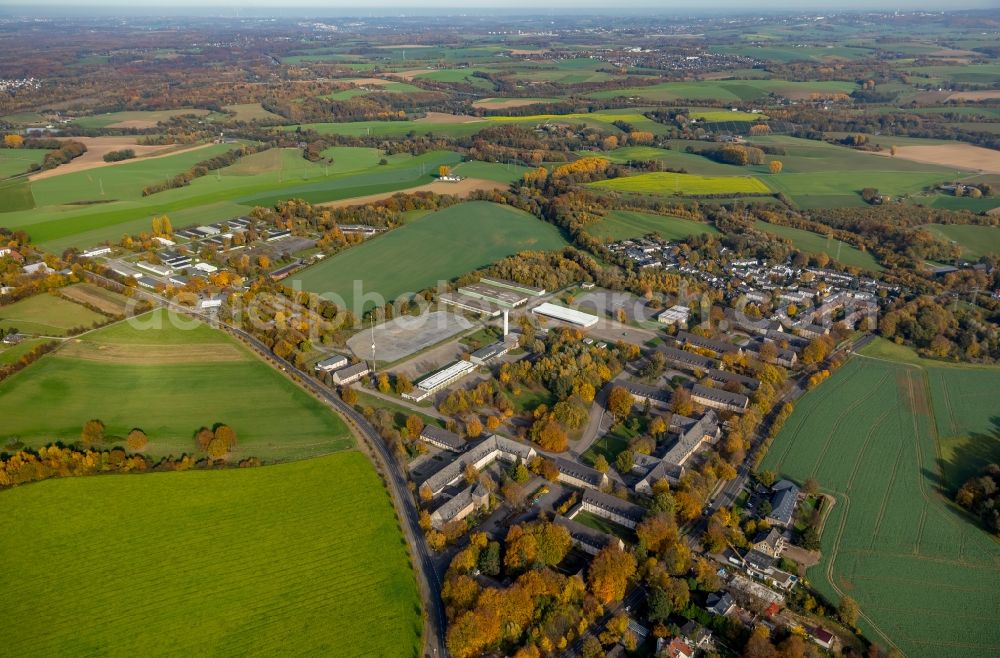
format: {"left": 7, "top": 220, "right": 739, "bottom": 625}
{"left": 195, "top": 225, "right": 220, "bottom": 236}
{"left": 532, "top": 302, "right": 599, "bottom": 328}
{"left": 706, "top": 368, "right": 761, "bottom": 391}
{"left": 657, "top": 304, "right": 690, "bottom": 327}
{"left": 137, "top": 261, "right": 173, "bottom": 277}
{"left": 332, "top": 362, "right": 370, "bottom": 386}
{"left": 457, "top": 283, "right": 527, "bottom": 308}
{"left": 691, "top": 384, "right": 749, "bottom": 413}
{"left": 438, "top": 293, "right": 502, "bottom": 318}
{"left": 470, "top": 341, "right": 509, "bottom": 365}
{"left": 579, "top": 489, "right": 646, "bottom": 529}
{"left": 554, "top": 457, "right": 608, "bottom": 490}
{"left": 80, "top": 246, "right": 112, "bottom": 258}
{"left": 479, "top": 277, "right": 546, "bottom": 297}
{"left": 314, "top": 354, "right": 349, "bottom": 372}
{"left": 404, "top": 360, "right": 477, "bottom": 402}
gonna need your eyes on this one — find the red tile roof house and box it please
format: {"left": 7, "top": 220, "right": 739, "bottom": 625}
{"left": 810, "top": 627, "right": 835, "bottom": 650}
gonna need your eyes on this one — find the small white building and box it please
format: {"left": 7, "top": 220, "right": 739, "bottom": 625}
{"left": 193, "top": 262, "right": 218, "bottom": 274}
{"left": 80, "top": 246, "right": 112, "bottom": 258}
{"left": 657, "top": 304, "right": 690, "bottom": 326}
{"left": 314, "top": 354, "right": 349, "bottom": 372}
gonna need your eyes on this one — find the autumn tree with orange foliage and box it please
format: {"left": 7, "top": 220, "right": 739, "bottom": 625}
{"left": 587, "top": 545, "right": 637, "bottom": 604}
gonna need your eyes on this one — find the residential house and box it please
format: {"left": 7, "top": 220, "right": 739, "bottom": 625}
{"left": 314, "top": 354, "right": 349, "bottom": 373}
{"left": 752, "top": 528, "right": 786, "bottom": 558}
{"left": 767, "top": 479, "right": 800, "bottom": 527}
{"left": 706, "top": 592, "right": 735, "bottom": 616}
{"left": 661, "top": 637, "right": 694, "bottom": 658}
{"left": 331, "top": 362, "right": 370, "bottom": 386}
{"left": 810, "top": 627, "right": 835, "bottom": 651}
{"left": 680, "top": 620, "right": 712, "bottom": 650}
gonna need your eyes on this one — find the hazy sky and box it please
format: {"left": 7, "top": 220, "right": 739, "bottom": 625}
{"left": 9, "top": 0, "right": 998, "bottom": 8}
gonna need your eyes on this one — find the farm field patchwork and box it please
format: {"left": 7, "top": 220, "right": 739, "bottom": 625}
{"left": 588, "top": 171, "right": 771, "bottom": 196}
{"left": 760, "top": 354, "right": 1000, "bottom": 658}
{"left": 70, "top": 108, "right": 211, "bottom": 129}
{"left": 0, "top": 292, "right": 108, "bottom": 336}
{"left": 922, "top": 224, "right": 1000, "bottom": 259}
{"left": 291, "top": 201, "right": 568, "bottom": 310}
{"left": 0, "top": 309, "right": 352, "bottom": 459}
{"left": 753, "top": 221, "right": 883, "bottom": 271}
{"left": 586, "top": 210, "right": 719, "bottom": 241}
{"left": 588, "top": 79, "right": 858, "bottom": 102}
{"left": 0, "top": 451, "right": 421, "bottom": 657}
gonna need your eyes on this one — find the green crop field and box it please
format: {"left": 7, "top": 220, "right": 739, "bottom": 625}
{"left": 0, "top": 337, "right": 50, "bottom": 365}
{"left": 587, "top": 210, "right": 720, "bottom": 241}
{"left": 689, "top": 110, "right": 767, "bottom": 122}
{"left": 0, "top": 148, "right": 49, "bottom": 179}
{"left": 0, "top": 451, "right": 421, "bottom": 657}
{"left": 588, "top": 79, "right": 857, "bottom": 102}
{"left": 70, "top": 109, "right": 211, "bottom": 129}
{"left": 760, "top": 354, "right": 1000, "bottom": 658}
{"left": 0, "top": 309, "right": 352, "bottom": 459}
{"left": 0, "top": 177, "right": 35, "bottom": 211}
{"left": 753, "top": 221, "right": 883, "bottom": 271}
{"left": 291, "top": 201, "right": 568, "bottom": 309}
{"left": 589, "top": 171, "right": 771, "bottom": 196}
{"left": 0, "top": 293, "right": 107, "bottom": 336}
{"left": 1, "top": 147, "right": 461, "bottom": 253}
{"left": 922, "top": 224, "right": 1000, "bottom": 260}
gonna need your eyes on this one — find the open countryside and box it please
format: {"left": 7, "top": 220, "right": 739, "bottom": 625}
{"left": 760, "top": 349, "right": 1000, "bottom": 658}
{"left": 0, "top": 452, "right": 422, "bottom": 657}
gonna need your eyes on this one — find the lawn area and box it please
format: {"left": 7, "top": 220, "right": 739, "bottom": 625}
{"left": 587, "top": 210, "right": 719, "bottom": 241}
{"left": 753, "top": 221, "right": 883, "bottom": 271}
{"left": 760, "top": 355, "right": 1000, "bottom": 658}
{"left": 0, "top": 293, "right": 107, "bottom": 336}
{"left": 0, "top": 451, "right": 421, "bottom": 657}
{"left": 589, "top": 171, "right": 771, "bottom": 196}
{"left": 0, "top": 148, "right": 49, "bottom": 179}
{"left": 452, "top": 160, "right": 531, "bottom": 183}
{"left": 291, "top": 201, "right": 568, "bottom": 310}
{"left": 922, "top": 224, "right": 1000, "bottom": 260}
{"left": 0, "top": 337, "right": 50, "bottom": 365}
{"left": 573, "top": 510, "right": 637, "bottom": 543}
{"left": 581, "top": 435, "right": 629, "bottom": 467}
{"left": 0, "top": 309, "right": 353, "bottom": 460}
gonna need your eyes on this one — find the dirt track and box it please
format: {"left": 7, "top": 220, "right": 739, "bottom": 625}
{"left": 58, "top": 340, "right": 246, "bottom": 364}
{"left": 28, "top": 139, "right": 214, "bottom": 182}
{"left": 319, "top": 177, "right": 507, "bottom": 209}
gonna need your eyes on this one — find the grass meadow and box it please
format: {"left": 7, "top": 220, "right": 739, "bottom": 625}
{"left": 586, "top": 210, "right": 720, "bottom": 241}
{"left": 292, "top": 201, "right": 568, "bottom": 309}
{"left": 0, "top": 148, "right": 49, "bottom": 179}
{"left": 0, "top": 292, "right": 108, "bottom": 336}
{"left": 588, "top": 79, "right": 858, "bottom": 102}
{"left": 589, "top": 171, "right": 771, "bottom": 196}
{"left": 70, "top": 109, "right": 211, "bottom": 129}
{"left": 922, "top": 224, "right": 1000, "bottom": 260}
{"left": 753, "top": 220, "right": 883, "bottom": 271}
{"left": 760, "top": 353, "right": 1000, "bottom": 658}
{"left": 0, "top": 451, "right": 421, "bottom": 657}
{"left": 0, "top": 309, "right": 352, "bottom": 459}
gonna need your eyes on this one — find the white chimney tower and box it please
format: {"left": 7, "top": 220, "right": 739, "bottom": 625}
{"left": 503, "top": 310, "right": 509, "bottom": 338}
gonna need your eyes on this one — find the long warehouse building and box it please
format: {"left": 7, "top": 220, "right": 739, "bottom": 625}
{"left": 531, "top": 302, "right": 599, "bottom": 328}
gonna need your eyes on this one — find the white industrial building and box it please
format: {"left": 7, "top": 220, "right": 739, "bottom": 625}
{"left": 531, "top": 302, "right": 599, "bottom": 328}
{"left": 657, "top": 304, "right": 690, "bottom": 326}
{"left": 404, "top": 360, "right": 477, "bottom": 402}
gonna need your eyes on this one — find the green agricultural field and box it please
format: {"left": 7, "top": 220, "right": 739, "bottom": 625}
{"left": 0, "top": 337, "right": 50, "bottom": 365}
{"left": 753, "top": 221, "right": 883, "bottom": 271}
{"left": 922, "top": 224, "right": 1000, "bottom": 259}
{"left": 292, "top": 201, "right": 568, "bottom": 310}
{"left": 589, "top": 79, "right": 857, "bottom": 102}
{"left": 70, "top": 109, "right": 211, "bottom": 129}
{"left": 0, "top": 451, "right": 421, "bottom": 657}
{"left": 589, "top": 171, "right": 771, "bottom": 196}
{"left": 587, "top": 210, "right": 719, "bottom": 241}
{"left": 0, "top": 148, "right": 49, "bottom": 179}
{"left": 483, "top": 110, "right": 666, "bottom": 135}
{"left": 2, "top": 147, "right": 460, "bottom": 252}
{"left": 713, "top": 44, "right": 874, "bottom": 62}
{"left": 760, "top": 355, "right": 1000, "bottom": 658}
{"left": 452, "top": 160, "right": 530, "bottom": 183}
{"left": 689, "top": 110, "right": 767, "bottom": 122}
{"left": 0, "top": 177, "right": 34, "bottom": 211}
{"left": 0, "top": 309, "right": 352, "bottom": 459}
{"left": 0, "top": 293, "right": 107, "bottom": 336}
